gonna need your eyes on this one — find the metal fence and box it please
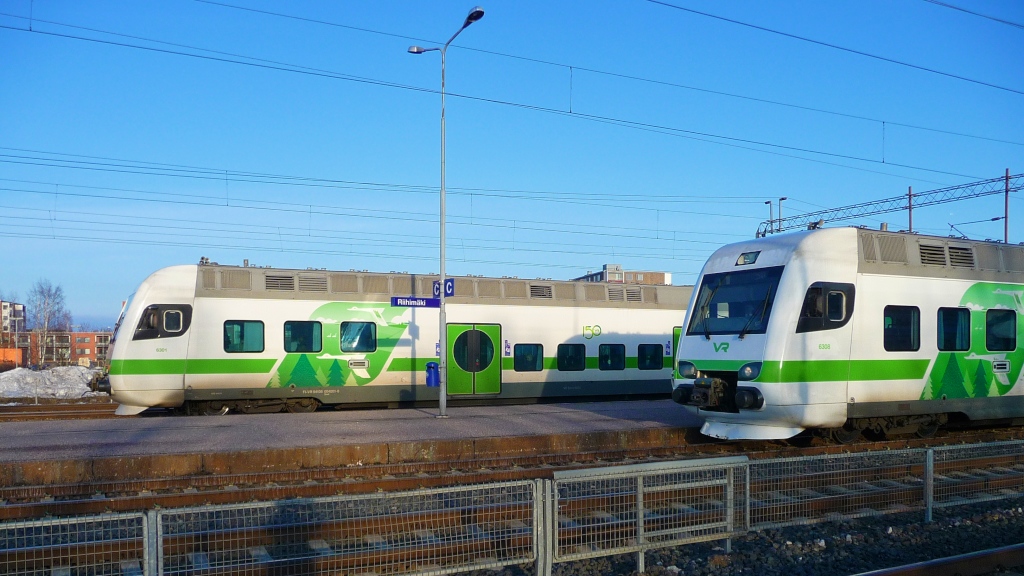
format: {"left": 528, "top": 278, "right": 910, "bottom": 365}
{"left": 0, "top": 512, "right": 147, "bottom": 576}
{"left": 1, "top": 440, "right": 1022, "bottom": 575}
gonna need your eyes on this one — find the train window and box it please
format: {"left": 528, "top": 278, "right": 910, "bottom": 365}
{"left": 797, "top": 283, "right": 855, "bottom": 333}
{"left": 937, "top": 308, "right": 970, "bottom": 352}
{"left": 557, "top": 344, "right": 586, "bottom": 371}
{"left": 599, "top": 344, "right": 625, "bottom": 371}
{"left": 514, "top": 344, "right": 544, "bottom": 372}
{"left": 284, "top": 321, "right": 322, "bottom": 353}
{"left": 340, "top": 322, "right": 377, "bottom": 353}
{"left": 164, "top": 310, "right": 183, "bottom": 332}
{"left": 224, "top": 320, "right": 264, "bottom": 353}
{"left": 827, "top": 292, "right": 846, "bottom": 322}
{"left": 883, "top": 305, "right": 920, "bottom": 352}
{"left": 638, "top": 344, "right": 664, "bottom": 370}
{"left": 986, "top": 309, "right": 1017, "bottom": 352}
{"left": 133, "top": 304, "right": 192, "bottom": 341}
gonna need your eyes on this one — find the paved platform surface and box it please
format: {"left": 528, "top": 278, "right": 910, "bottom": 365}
{"left": 0, "top": 400, "right": 703, "bottom": 485}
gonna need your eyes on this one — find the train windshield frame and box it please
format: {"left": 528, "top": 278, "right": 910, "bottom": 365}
{"left": 686, "top": 265, "right": 785, "bottom": 338}
{"left": 110, "top": 293, "right": 135, "bottom": 344}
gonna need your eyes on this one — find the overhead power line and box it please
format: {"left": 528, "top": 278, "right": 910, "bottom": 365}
{"left": 922, "top": 0, "right": 1024, "bottom": 30}
{"left": 759, "top": 172, "right": 1023, "bottom": 236}
{"left": 192, "top": 1, "right": 1023, "bottom": 148}
{"left": 645, "top": 0, "right": 1024, "bottom": 97}
{"left": 0, "top": 22, "right": 983, "bottom": 182}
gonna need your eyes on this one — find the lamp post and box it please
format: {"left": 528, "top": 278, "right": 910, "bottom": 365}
{"left": 777, "top": 197, "right": 788, "bottom": 233}
{"left": 409, "top": 6, "right": 485, "bottom": 418}
{"left": 764, "top": 200, "right": 773, "bottom": 236}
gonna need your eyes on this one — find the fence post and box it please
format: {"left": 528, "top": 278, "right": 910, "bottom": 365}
{"left": 637, "top": 475, "right": 646, "bottom": 573}
{"left": 924, "top": 449, "right": 934, "bottom": 523}
{"left": 744, "top": 463, "right": 751, "bottom": 532}
{"left": 145, "top": 510, "right": 160, "bottom": 576}
{"left": 724, "top": 467, "right": 734, "bottom": 554}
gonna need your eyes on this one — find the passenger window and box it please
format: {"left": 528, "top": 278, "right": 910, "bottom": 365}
{"left": 637, "top": 344, "right": 664, "bottom": 371}
{"left": 599, "top": 344, "right": 625, "bottom": 371}
{"left": 164, "top": 310, "right": 183, "bottom": 332}
{"left": 340, "top": 321, "right": 376, "bottom": 353}
{"left": 557, "top": 344, "right": 586, "bottom": 371}
{"left": 284, "top": 321, "right": 322, "bottom": 353}
{"left": 883, "top": 305, "right": 920, "bottom": 352}
{"left": 224, "top": 320, "right": 265, "bottom": 353}
{"left": 514, "top": 344, "right": 543, "bottom": 372}
{"left": 986, "top": 309, "right": 1017, "bottom": 352}
{"left": 937, "top": 308, "right": 970, "bottom": 352}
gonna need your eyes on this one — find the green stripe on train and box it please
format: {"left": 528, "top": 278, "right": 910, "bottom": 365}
{"left": 756, "top": 359, "right": 931, "bottom": 383}
{"left": 109, "top": 359, "right": 277, "bottom": 375}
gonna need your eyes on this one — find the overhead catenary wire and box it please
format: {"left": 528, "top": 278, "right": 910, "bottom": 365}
{"left": 0, "top": 20, "right": 994, "bottom": 182}
{"left": 192, "top": 0, "right": 1024, "bottom": 148}
{"left": 921, "top": 0, "right": 1024, "bottom": 30}
{"left": 645, "top": 0, "right": 1024, "bottom": 97}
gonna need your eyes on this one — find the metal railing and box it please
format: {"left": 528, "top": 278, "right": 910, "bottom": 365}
{"left": 1, "top": 440, "right": 1022, "bottom": 575}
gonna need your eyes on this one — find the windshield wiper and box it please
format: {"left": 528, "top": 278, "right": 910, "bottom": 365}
{"left": 698, "top": 283, "right": 721, "bottom": 341}
{"left": 739, "top": 286, "right": 773, "bottom": 340}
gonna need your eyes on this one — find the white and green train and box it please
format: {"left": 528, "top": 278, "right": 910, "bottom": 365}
{"left": 107, "top": 263, "right": 692, "bottom": 415}
{"left": 673, "top": 227, "right": 1024, "bottom": 442}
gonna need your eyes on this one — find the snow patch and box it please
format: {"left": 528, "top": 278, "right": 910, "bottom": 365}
{"left": 0, "top": 366, "right": 105, "bottom": 400}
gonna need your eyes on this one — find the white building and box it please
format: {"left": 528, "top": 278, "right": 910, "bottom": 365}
{"left": 1, "top": 300, "right": 26, "bottom": 333}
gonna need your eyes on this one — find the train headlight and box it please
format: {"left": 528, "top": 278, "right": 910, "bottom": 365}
{"left": 677, "top": 361, "right": 697, "bottom": 379}
{"left": 737, "top": 362, "right": 762, "bottom": 381}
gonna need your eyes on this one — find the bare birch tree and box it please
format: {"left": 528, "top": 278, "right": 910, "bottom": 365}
{"left": 28, "top": 279, "right": 72, "bottom": 366}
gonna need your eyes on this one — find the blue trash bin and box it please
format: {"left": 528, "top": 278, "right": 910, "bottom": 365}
{"left": 426, "top": 362, "right": 439, "bottom": 388}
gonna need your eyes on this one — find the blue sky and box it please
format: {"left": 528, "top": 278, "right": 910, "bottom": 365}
{"left": 1, "top": 0, "right": 1022, "bottom": 328}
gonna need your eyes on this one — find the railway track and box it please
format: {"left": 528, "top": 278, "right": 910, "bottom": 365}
{"left": 852, "top": 543, "right": 1024, "bottom": 576}
{"left": 0, "top": 401, "right": 119, "bottom": 422}
{"left": 1, "top": 429, "right": 1023, "bottom": 575}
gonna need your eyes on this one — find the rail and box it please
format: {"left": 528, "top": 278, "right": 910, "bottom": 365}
{"left": 1, "top": 440, "right": 1022, "bottom": 575}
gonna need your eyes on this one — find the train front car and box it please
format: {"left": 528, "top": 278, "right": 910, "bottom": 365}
{"left": 673, "top": 228, "right": 859, "bottom": 440}
{"left": 107, "top": 265, "right": 198, "bottom": 415}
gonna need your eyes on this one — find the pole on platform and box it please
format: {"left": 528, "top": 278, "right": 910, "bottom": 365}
{"left": 1006, "top": 168, "right": 1011, "bottom": 244}
{"left": 908, "top": 186, "right": 913, "bottom": 233}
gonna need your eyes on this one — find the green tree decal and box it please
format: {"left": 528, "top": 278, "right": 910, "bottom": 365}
{"left": 267, "top": 372, "right": 282, "bottom": 388}
{"left": 286, "top": 354, "right": 319, "bottom": 387}
{"left": 327, "top": 360, "right": 344, "bottom": 387}
{"left": 936, "top": 354, "right": 968, "bottom": 400}
{"left": 972, "top": 361, "right": 991, "bottom": 398}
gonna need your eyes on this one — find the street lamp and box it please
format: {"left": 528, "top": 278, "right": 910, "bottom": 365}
{"left": 764, "top": 200, "right": 773, "bottom": 236}
{"left": 409, "top": 6, "right": 485, "bottom": 418}
{"left": 777, "top": 197, "right": 788, "bottom": 233}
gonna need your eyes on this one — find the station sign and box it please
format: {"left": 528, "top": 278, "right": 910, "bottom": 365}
{"left": 391, "top": 297, "right": 440, "bottom": 308}
{"left": 432, "top": 279, "right": 455, "bottom": 298}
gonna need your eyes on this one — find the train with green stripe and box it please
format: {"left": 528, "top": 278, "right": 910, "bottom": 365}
{"left": 107, "top": 262, "right": 692, "bottom": 415}
{"left": 673, "top": 227, "right": 1024, "bottom": 442}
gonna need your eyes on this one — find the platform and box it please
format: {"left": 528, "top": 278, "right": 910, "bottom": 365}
{"left": 0, "top": 399, "right": 702, "bottom": 486}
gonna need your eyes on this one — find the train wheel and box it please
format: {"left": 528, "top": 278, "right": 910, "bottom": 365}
{"left": 285, "top": 398, "right": 320, "bottom": 413}
{"left": 831, "top": 424, "right": 861, "bottom": 444}
{"left": 202, "top": 402, "right": 229, "bottom": 416}
{"left": 916, "top": 421, "right": 939, "bottom": 438}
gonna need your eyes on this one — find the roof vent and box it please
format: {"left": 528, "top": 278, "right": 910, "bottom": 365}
{"left": 298, "top": 275, "right": 328, "bottom": 292}
{"left": 947, "top": 246, "right": 975, "bottom": 269}
{"left": 529, "top": 285, "right": 553, "bottom": 299}
{"left": 919, "top": 244, "right": 947, "bottom": 266}
{"left": 265, "top": 275, "right": 295, "bottom": 291}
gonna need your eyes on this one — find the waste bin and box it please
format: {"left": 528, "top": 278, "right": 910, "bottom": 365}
{"left": 426, "top": 361, "right": 439, "bottom": 387}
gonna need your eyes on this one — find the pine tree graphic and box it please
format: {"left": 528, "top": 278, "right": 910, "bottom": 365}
{"left": 286, "top": 354, "right": 319, "bottom": 387}
{"left": 327, "top": 360, "right": 344, "bottom": 387}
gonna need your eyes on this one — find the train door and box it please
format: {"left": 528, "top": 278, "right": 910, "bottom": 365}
{"left": 446, "top": 323, "right": 501, "bottom": 395}
{"left": 672, "top": 326, "right": 682, "bottom": 376}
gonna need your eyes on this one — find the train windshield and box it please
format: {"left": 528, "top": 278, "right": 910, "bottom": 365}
{"left": 686, "top": 266, "right": 785, "bottom": 338}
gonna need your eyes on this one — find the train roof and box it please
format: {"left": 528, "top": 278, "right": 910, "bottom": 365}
{"left": 190, "top": 263, "right": 693, "bottom": 309}
{"left": 854, "top": 227, "right": 1024, "bottom": 282}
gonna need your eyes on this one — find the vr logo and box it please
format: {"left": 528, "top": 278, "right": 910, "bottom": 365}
{"left": 713, "top": 342, "right": 730, "bottom": 353}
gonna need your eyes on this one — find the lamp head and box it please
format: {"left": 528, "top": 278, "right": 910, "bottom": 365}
{"left": 779, "top": 196, "right": 788, "bottom": 201}
{"left": 408, "top": 46, "right": 427, "bottom": 54}
{"left": 463, "top": 6, "right": 485, "bottom": 27}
